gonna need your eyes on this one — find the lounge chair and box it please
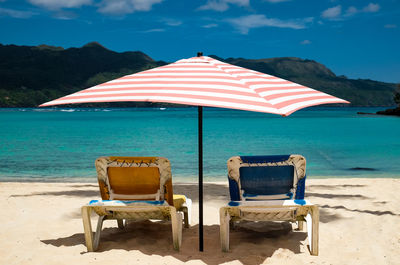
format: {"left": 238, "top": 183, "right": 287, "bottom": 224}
{"left": 81, "top": 156, "right": 192, "bottom": 251}
{"left": 219, "top": 155, "right": 319, "bottom": 255}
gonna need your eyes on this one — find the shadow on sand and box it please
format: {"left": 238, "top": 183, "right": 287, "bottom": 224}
{"left": 8, "top": 183, "right": 227, "bottom": 201}
{"left": 28, "top": 181, "right": 399, "bottom": 263}
{"left": 41, "top": 220, "right": 307, "bottom": 265}
{"left": 10, "top": 189, "right": 100, "bottom": 198}
{"left": 307, "top": 184, "right": 366, "bottom": 190}
{"left": 306, "top": 192, "right": 369, "bottom": 199}
{"left": 319, "top": 204, "right": 398, "bottom": 216}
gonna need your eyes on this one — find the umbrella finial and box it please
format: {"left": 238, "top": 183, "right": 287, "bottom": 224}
{"left": 197, "top": 52, "right": 203, "bottom": 57}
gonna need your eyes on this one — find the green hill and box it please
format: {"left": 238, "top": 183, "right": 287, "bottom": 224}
{"left": 0, "top": 42, "right": 166, "bottom": 107}
{"left": 220, "top": 56, "right": 396, "bottom": 106}
{"left": 0, "top": 43, "right": 396, "bottom": 107}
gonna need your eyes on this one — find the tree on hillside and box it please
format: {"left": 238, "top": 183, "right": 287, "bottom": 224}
{"left": 395, "top": 83, "right": 400, "bottom": 107}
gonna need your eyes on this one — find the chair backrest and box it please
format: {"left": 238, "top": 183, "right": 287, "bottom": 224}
{"left": 227, "top": 155, "right": 306, "bottom": 201}
{"left": 95, "top": 156, "right": 174, "bottom": 205}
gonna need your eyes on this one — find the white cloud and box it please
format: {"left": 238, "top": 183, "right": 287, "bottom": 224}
{"left": 362, "top": 3, "right": 380, "bottom": 13}
{"left": 325, "top": 3, "right": 380, "bottom": 20}
{"left": 226, "top": 14, "right": 312, "bottom": 34}
{"left": 162, "top": 18, "right": 182, "bottom": 26}
{"left": 0, "top": 7, "right": 35, "bottom": 18}
{"left": 198, "top": 0, "right": 249, "bottom": 12}
{"left": 345, "top": 6, "right": 358, "bottom": 16}
{"left": 321, "top": 5, "right": 341, "bottom": 19}
{"left": 300, "top": 40, "right": 311, "bottom": 45}
{"left": 28, "top": 0, "right": 92, "bottom": 10}
{"left": 264, "top": 0, "right": 290, "bottom": 3}
{"left": 303, "top": 17, "right": 314, "bottom": 23}
{"left": 384, "top": 24, "right": 397, "bottom": 29}
{"left": 98, "top": 0, "right": 163, "bottom": 15}
{"left": 142, "top": 28, "right": 165, "bottom": 33}
{"left": 53, "top": 11, "right": 77, "bottom": 20}
{"left": 202, "top": 23, "right": 218, "bottom": 28}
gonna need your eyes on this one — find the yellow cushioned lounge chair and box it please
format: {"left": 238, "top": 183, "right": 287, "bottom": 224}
{"left": 81, "top": 156, "right": 192, "bottom": 251}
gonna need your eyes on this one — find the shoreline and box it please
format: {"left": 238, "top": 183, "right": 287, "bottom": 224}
{"left": 1, "top": 175, "right": 399, "bottom": 183}
{"left": 1, "top": 178, "right": 399, "bottom": 264}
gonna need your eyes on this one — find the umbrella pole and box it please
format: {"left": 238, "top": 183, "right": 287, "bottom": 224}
{"left": 198, "top": 106, "right": 204, "bottom": 252}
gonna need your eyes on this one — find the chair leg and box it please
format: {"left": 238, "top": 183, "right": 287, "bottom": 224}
{"left": 220, "top": 207, "right": 230, "bottom": 252}
{"left": 170, "top": 208, "right": 182, "bottom": 251}
{"left": 305, "top": 206, "right": 319, "bottom": 256}
{"left": 229, "top": 219, "right": 235, "bottom": 230}
{"left": 117, "top": 219, "right": 125, "bottom": 229}
{"left": 177, "top": 212, "right": 183, "bottom": 248}
{"left": 81, "top": 206, "right": 94, "bottom": 252}
{"left": 183, "top": 198, "right": 192, "bottom": 228}
{"left": 182, "top": 208, "right": 189, "bottom": 228}
{"left": 310, "top": 206, "right": 319, "bottom": 256}
{"left": 298, "top": 220, "right": 304, "bottom": 231}
{"left": 93, "top": 215, "right": 106, "bottom": 251}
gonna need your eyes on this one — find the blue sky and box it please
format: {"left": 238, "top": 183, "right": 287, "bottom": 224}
{"left": 0, "top": 0, "right": 399, "bottom": 83}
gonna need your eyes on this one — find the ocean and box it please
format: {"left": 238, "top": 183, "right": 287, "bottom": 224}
{"left": 0, "top": 107, "right": 399, "bottom": 182}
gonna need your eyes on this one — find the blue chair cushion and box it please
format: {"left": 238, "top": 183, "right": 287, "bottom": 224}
{"left": 88, "top": 200, "right": 168, "bottom": 206}
{"left": 240, "top": 155, "right": 290, "bottom": 164}
{"left": 239, "top": 165, "right": 294, "bottom": 196}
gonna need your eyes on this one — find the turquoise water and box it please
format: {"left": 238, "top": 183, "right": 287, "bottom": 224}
{"left": 0, "top": 107, "right": 399, "bottom": 182}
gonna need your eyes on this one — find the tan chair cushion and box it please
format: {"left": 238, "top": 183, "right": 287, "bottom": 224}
{"left": 107, "top": 167, "right": 160, "bottom": 196}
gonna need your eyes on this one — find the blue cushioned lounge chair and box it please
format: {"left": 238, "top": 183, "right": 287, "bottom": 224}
{"left": 219, "top": 155, "right": 319, "bottom": 255}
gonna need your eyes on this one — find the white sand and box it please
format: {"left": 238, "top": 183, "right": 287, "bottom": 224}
{"left": 0, "top": 178, "right": 399, "bottom": 265}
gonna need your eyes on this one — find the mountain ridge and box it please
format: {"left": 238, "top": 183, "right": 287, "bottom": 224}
{"left": 0, "top": 43, "right": 396, "bottom": 107}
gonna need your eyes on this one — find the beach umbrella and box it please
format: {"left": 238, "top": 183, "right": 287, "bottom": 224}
{"left": 40, "top": 53, "right": 349, "bottom": 251}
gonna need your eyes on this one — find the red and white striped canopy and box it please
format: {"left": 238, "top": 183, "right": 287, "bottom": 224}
{"left": 40, "top": 56, "right": 349, "bottom": 115}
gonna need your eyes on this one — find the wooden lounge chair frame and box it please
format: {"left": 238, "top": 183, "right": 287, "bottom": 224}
{"left": 82, "top": 201, "right": 182, "bottom": 251}
{"left": 219, "top": 155, "right": 319, "bottom": 255}
{"left": 81, "top": 156, "right": 191, "bottom": 251}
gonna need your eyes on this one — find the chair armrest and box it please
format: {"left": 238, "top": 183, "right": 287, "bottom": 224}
{"left": 295, "top": 175, "right": 306, "bottom": 200}
{"left": 228, "top": 176, "right": 241, "bottom": 201}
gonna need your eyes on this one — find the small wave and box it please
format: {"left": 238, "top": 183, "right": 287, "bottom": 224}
{"left": 33, "top": 108, "right": 55, "bottom": 112}
{"left": 60, "top": 109, "right": 75, "bottom": 112}
{"left": 93, "top": 108, "right": 112, "bottom": 112}
{"left": 160, "top": 108, "right": 167, "bottom": 110}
